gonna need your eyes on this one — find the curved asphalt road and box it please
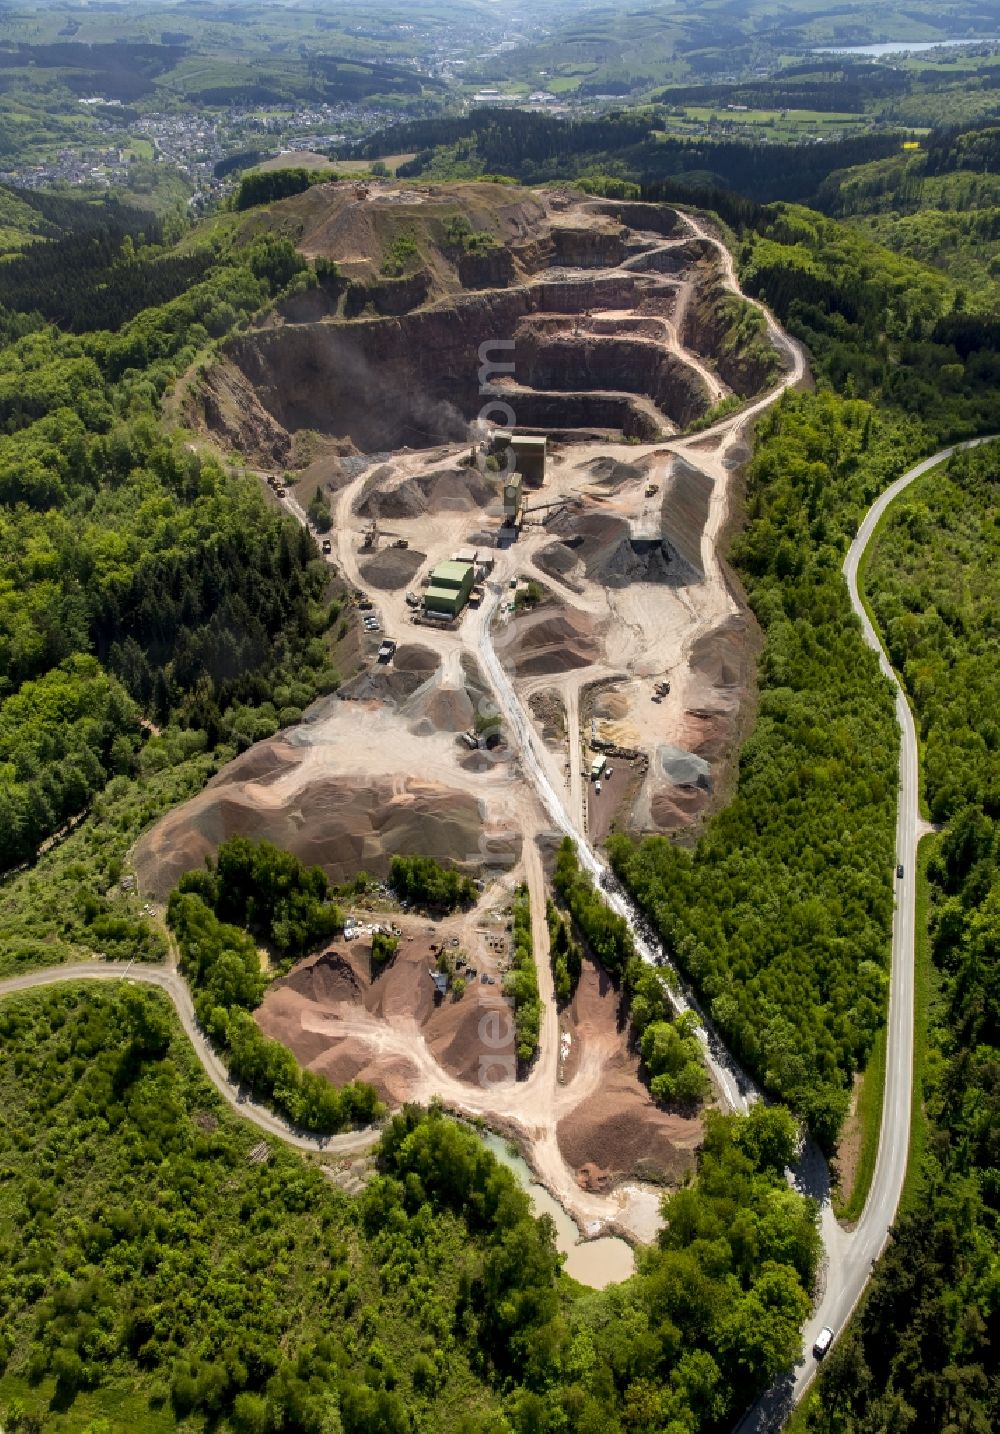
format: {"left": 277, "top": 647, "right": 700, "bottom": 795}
{"left": 735, "top": 432, "right": 1000, "bottom": 1432}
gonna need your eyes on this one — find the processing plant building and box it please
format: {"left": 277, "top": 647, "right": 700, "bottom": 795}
{"left": 423, "top": 560, "right": 475, "bottom": 618}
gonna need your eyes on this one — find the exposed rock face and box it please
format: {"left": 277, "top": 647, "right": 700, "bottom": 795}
{"left": 623, "top": 238, "right": 712, "bottom": 275}
{"left": 194, "top": 359, "right": 291, "bottom": 466}
{"left": 661, "top": 459, "right": 713, "bottom": 577}
{"left": 505, "top": 391, "right": 663, "bottom": 441}
{"left": 343, "top": 270, "right": 432, "bottom": 317}
{"left": 458, "top": 245, "right": 515, "bottom": 289}
{"left": 516, "top": 331, "right": 710, "bottom": 428}
{"left": 589, "top": 201, "right": 682, "bottom": 237}
{"left": 189, "top": 185, "right": 776, "bottom": 462}
{"left": 550, "top": 224, "right": 627, "bottom": 268}
{"left": 278, "top": 286, "right": 341, "bottom": 323}
{"left": 682, "top": 267, "right": 780, "bottom": 397}
{"left": 208, "top": 273, "right": 709, "bottom": 453}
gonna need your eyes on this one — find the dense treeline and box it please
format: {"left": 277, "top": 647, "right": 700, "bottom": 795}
{"left": 176, "top": 836, "right": 344, "bottom": 963}
{"left": 552, "top": 837, "right": 634, "bottom": 982}
{"left": 372, "top": 1100, "right": 819, "bottom": 1430}
{"left": 0, "top": 211, "right": 340, "bottom": 871}
{"left": 813, "top": 118, "right": 1000, "bottom": 298}
{"left": 234, "top": 167, "right": 330, "bottom": 211}
{"left": 865, "top": 444, "right": 1000, "bottom": 823}
{"left": 805, "top": 442, "right": 999, "bottom": 1434}
{"left": 503, "top": 884, "right": 541, "bottom": 1064}
{"left": 0, "top": 230, "right": 214, "bottom": 332}
{"left": 657, "top": 61, "right": 910, "bottom": 114}
{"left": 739, "top": 204, "right": 1000, "bottom": 424}
{"left": 389, "top": 854, "right": 477, "bottom": 911}
{"left": 923, "top": 121, "right": 1000, "bottom": 177}
{"left": 349, "top": 108, "right": 903, "bottom": 203}
{"left": 546, "top": 898, "right": 582, "bottom": 1004}
{"left": 0, "top": 984, "right": 821, "bottom": 1431}
{"left": 168, "top": 884, "right": 380, "bottom": 1135}
{"left": 0, "top": 655, "right": 139, "bottom": 871}
{"left": 0, "top": 986, "right": 496, "bottom": 1431}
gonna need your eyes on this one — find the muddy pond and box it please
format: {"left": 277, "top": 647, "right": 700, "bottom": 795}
{"left": 481, "top": 1132, "right": 636, "bottom": 1289}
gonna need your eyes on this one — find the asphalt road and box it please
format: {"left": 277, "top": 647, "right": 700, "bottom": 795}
{"left": 735, "top": 433, "right": 1000, "bottom": 1432}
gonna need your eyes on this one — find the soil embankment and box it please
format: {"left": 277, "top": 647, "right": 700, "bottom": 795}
{"left": 256, "top": 925, "right": 518, "bottom": 1100}
{"left": 133, "top": 734, "right": 502, "bottom": 897}
{"left": 557, "top": 961, "right": 702, "bottom": 1187}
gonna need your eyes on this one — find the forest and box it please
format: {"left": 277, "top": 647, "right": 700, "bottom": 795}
{"left": 0, "top": 200, "right": 342, "bottom": 874}
{"left": 866, "top": 444, "right": 999, "bottom": 823}
{"left": 801, "top": 424, "right": 998, "bottom": 1434}
{"left": 0, "top": 979, "right": 821, "bottom": 1433}
{"left": 347, "top": 109, "right": 903, "bottom": 203}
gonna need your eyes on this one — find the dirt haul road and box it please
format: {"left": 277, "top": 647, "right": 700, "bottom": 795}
{"left": 474, "top": 208, "right": 808, "bottom": 1116}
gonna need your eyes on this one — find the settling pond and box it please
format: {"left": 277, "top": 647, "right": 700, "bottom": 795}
{"left": 481, "top": 1132, "right": 636, "bottom": 1289}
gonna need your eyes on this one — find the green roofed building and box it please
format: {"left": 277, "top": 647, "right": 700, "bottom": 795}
{"left": 423, "top": 560, "right": 475, "bottom": 618}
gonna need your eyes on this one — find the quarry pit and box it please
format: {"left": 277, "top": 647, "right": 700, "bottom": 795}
{"left": 144, "top": 181, "right": 800, "bottom": 1257}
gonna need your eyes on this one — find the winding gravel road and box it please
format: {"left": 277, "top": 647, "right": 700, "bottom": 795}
{"left": 734, "top": 432, "right": 1000, "bottom": 1431}
{"left": 0, "top": 961, "right": 380, "bottom": 1156}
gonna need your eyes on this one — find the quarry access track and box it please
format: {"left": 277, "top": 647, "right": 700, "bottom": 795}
{"left": 475, "top": 207, "right": 809, "bottom": 1116}
{"left": 0, "top": 961, "right": 381, "bottom": 1157}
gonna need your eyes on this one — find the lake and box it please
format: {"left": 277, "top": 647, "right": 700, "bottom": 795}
{"left": 814, "top": 38, "right": 1000, "bottom": 57}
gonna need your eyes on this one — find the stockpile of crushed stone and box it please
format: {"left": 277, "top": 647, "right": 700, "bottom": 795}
{"left": 658, "top": 743, "right": 712, "bottom": 790}
{"left": 358, "top": 467, "right": 499, "bottom": 520}
{"left": 405, "top": 685, "right": 475, "bottom": 733}
{"left": 358, "top": 546, "right": 426, "bottom": 591}
{"left": 661, "top": 459, "right": 712, "bottom": 576}
{"left": 600, "top": 536, "right": 687, "bottom": 588}
{"left": 584, "top": 455, "right": 644, "bottom": 488}
{"left": 495, "top": 606, "right": 600, "bottom": 677}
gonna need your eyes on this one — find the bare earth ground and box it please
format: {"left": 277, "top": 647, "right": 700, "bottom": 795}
{"left": 144, "top": 186, "right": 806, "bottom": 1250}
